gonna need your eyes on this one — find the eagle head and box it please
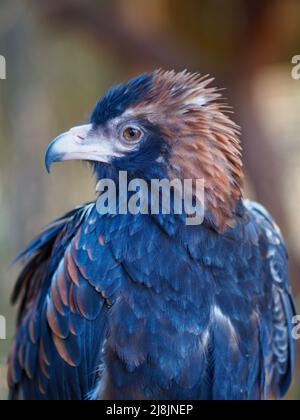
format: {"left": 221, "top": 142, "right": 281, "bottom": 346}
{"left": 45, "top": 70, "right": 243, "bottom": 230}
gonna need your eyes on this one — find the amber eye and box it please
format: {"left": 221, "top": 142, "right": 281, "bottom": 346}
{"left": 122, "top": 126, "right": 143, "bottom": 142}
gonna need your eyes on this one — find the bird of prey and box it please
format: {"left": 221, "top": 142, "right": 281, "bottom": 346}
{"left": 8, "top": 70, "right": 296, "bottom": 400}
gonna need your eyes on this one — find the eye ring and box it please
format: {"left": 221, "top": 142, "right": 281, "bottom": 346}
{"left": 122, "top": 126, "right": 143, "bottom": 143}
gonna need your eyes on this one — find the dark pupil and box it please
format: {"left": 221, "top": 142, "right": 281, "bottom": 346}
{"left": 124, "top": 127, "right": 141, "bottom": 141}
{"left": 128, "top": 128, "right": 137, "bottom": 137}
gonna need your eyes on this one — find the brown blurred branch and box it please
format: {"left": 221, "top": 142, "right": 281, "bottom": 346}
{"left": 228, "top": 0, "right": 300, "bottom": 295}
{"left": 33, "top": 0, "right": 197, "bottom": 71}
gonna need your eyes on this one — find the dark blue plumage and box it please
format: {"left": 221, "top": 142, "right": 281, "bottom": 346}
{"left": 9, "top": 70, "right": 296, "bottom": 400}
{"left": 91, "top": 73, "right": 153, "bottom": 127}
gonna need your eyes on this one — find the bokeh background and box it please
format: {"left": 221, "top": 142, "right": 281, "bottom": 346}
{"left": 0, "top": 0, "right": 300, "bottom": 400}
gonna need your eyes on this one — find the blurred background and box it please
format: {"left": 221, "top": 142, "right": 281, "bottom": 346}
{"left": 0, "top": 0, "right": 300, "bottom": 400}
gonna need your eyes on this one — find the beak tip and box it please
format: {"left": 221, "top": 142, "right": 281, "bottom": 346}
{"left": 45, "top": 151, "right": 53, "bottom": 174}
{"left": 45, "top": 138, "right": 61, "bottom": 174}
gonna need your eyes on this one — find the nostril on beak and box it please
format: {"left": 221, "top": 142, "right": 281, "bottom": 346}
{"left": 69, "top": 124, "right": 92, "bottom": 142}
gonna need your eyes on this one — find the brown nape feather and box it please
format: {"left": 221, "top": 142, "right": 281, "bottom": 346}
{"left": 126, "top": 70, "right": 244, "bottom": 231}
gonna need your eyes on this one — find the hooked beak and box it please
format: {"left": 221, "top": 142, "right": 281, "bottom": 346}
{"left": 45, "top": 124, "right": 116, "bottom": 173}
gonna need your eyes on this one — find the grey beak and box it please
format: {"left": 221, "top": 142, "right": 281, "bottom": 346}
{"left": 45, "top": 134, "right": 68, "bottom": 173}
{"left": 44, "top": 124, "right": 120, "bottom": 174}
